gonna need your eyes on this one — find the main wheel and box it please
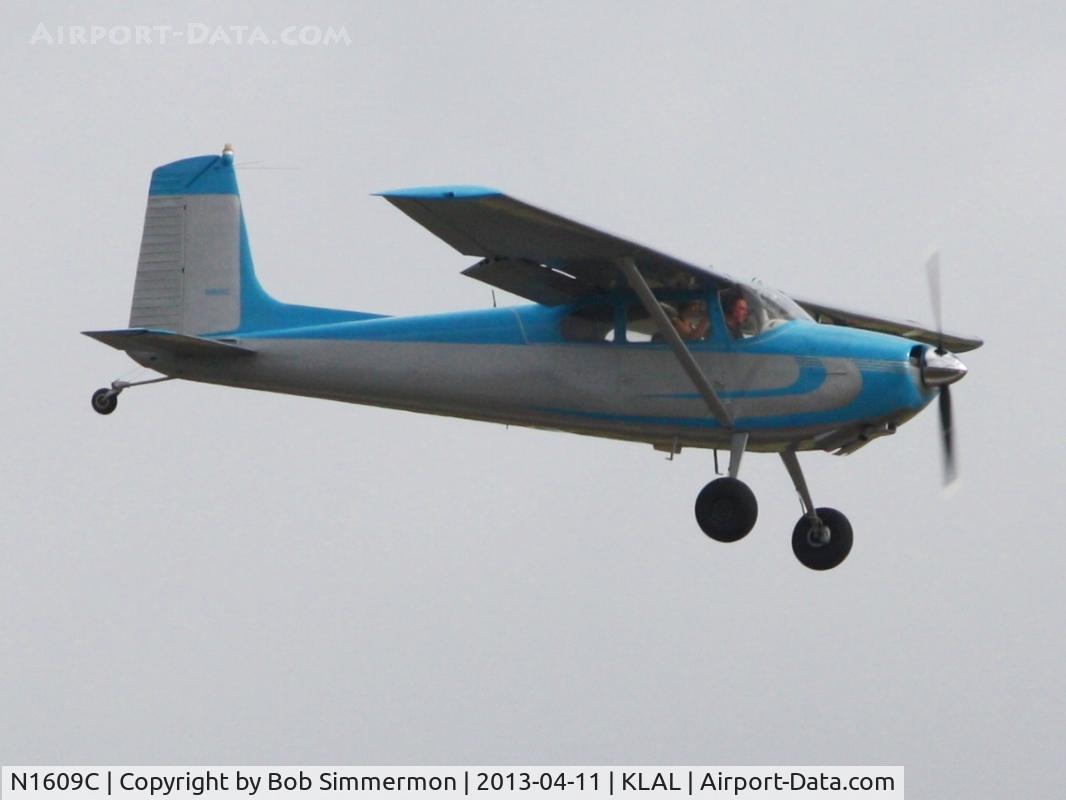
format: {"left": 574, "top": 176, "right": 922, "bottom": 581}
{"left": 694, "top": 477, "right": 758, "bottom": 542}
{"left": 91, "top": 388, "right": 118, "bottom": 415}
{"left": 792, "top": 507, "right": 853, "bottom": 570}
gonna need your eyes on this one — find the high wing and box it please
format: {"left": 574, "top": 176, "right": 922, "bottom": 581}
{"left": 376, "top": 186, "right": 734, "bottom": 304}
{"left": 790, "top": 297, "right": 984, "bottom": 353}
{"left": 378, "top": 186, "right": 984, "bottom": 354}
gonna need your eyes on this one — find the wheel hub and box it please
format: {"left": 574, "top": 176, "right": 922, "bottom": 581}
{"left": 806, "top": 522, "right": 830, "bottom": 547}
{"left": 710, "top": 499, "right": 735, "bottom": 523}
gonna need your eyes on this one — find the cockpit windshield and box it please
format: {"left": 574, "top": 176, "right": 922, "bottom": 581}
{"left": 721, "top": 282, "right": 811, "bottom": 339}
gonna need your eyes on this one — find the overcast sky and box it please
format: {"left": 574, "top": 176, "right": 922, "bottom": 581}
{"left": 2, "top": 1, "right": 1064, "bottom": 795}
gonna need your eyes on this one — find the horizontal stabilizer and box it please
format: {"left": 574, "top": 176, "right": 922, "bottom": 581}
{"left": 82, "top": 328, "right": 255, "bottom": 357}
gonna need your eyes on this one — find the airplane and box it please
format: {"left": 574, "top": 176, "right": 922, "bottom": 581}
{"left": 85, "top": 145, "right": 982, "bottom": 570}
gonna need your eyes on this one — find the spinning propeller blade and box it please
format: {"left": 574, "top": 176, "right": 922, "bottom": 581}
{"left": 924, "top": 248, "right": 958, "bottom": 484}
{"left": 938, "top": 384, "right": 956, "bottom": 485}
{"left": 926, "top": 250, "right": 945, "bottom": 354}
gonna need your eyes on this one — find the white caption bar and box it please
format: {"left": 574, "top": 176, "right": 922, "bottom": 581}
{"left": 2, "top": 767, "right": 903, "bottom": 799}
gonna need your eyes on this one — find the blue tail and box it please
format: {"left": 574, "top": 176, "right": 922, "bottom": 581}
{"left": 129, "top": 146, "right": 382, "bottom": 336}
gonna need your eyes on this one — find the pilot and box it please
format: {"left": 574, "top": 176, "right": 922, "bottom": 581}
{"left": 670, "top": 300, "right": 710, "bottom": 341}
{"left": 721, "top": 289, "right": 750, "bottom": 339}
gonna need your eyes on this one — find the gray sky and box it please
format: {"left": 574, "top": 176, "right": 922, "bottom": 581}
{"left": 2, "top": 0, "right": 1064, "bottom": 794}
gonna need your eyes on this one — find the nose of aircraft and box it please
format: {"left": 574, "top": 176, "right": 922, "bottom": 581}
{"left": 921, "top": 349, "right": 968, "bottom": 387}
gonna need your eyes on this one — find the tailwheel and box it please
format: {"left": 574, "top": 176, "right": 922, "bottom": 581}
{"left": 694, "top": 477, "right": 758, "bottom": 542}
{"left": 91, "top": 388, "right": 118, "bottom": 416}
{"left": 791, "top": 507, "right": 852, "bottom": 571}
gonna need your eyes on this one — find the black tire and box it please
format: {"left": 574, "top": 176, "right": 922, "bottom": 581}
{"left": 792, "top": 507, "right": 853, "bottom": 570}
{"left": 694, "top": 477, "right": 758, "bottom": 542}
{"left": 91, "top": 388, "right": 117, "bottom": 416}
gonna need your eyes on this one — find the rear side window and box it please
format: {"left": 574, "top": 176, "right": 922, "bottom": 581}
{"left": 561, "top": 302, "right": 613, "bottom": 342}
{"left": 562, "top": 295, "right": 712, "bottom": 343}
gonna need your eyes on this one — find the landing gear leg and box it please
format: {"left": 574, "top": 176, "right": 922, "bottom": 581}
{"left": 780, "top": 450, "right": 852, "bottom": 570}
{"left": 695, "top": 432, "right": 758, "bottom": 542}
{"left": 90, "top": 376, "right": 173, "bottom": 416}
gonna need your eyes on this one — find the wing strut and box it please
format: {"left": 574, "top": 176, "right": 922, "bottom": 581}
{"left": 618, "top": 257, "right": 734, "bottom": 429}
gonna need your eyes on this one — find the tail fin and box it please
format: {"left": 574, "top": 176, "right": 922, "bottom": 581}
{"left": 129, "top": 145, "right": 379, "bottom": 336}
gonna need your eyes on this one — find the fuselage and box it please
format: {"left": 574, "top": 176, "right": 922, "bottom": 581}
{"left": 134, "top": 302, "right": 935, "bottom": 454}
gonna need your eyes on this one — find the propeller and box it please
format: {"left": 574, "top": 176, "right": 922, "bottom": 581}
{"left": 938, "top": 381, "right": 956, "bottom": 484}
{"left": 925, "top": 250, "right": 957, "bottom": 485}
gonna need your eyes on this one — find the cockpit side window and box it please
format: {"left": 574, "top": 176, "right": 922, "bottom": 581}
{"left": 629, "top": 295, "right": 712, "bottom": 343}
{"left": 718, "top": 283, "right": 811, "bottom": 340}
{"left": 624, "top": 303, "right": 655, "bottom": 342}
{"left": 656, "top": 298, "right": 712, "bottom": 342}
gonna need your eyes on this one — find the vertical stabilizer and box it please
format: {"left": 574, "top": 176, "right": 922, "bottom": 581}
{"left": 128, "top": 145, "right": 379, "bottom": 337}
{"left": 129, "top": 149, "right": 242, "bottom": 335}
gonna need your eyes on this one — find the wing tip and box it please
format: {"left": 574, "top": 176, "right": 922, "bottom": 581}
{"left": 952, "top": 336, "right": 984, "bottom": 353}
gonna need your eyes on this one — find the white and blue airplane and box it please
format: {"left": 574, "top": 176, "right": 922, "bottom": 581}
{"left": 86, "top": 146, "right": 982, "bottom": 570}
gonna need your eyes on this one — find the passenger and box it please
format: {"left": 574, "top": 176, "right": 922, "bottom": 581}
{"left": 721, "top": 289, "right": 750, "bottom": 339}
{"left": 670, "top": 300, "right": 710, "bottom": 341}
